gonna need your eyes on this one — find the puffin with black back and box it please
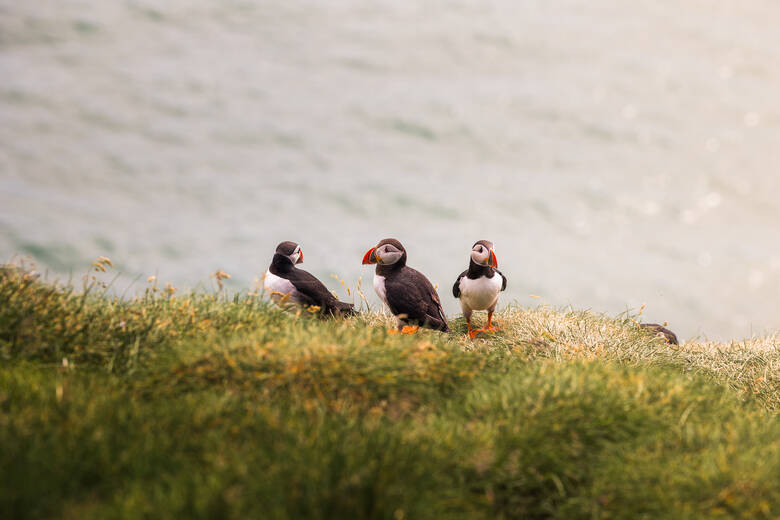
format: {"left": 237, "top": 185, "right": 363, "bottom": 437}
{"left": 640, "top": 323, "right": 679, "bottom": 345}
{"left": 453, "top": 240, "right": 507, "bottom": 338}
{"left": 362, "top": 238, "right": 449, "bottom": 333}
{"left": 263, "top": 241, "right": 355, "bottom": 316}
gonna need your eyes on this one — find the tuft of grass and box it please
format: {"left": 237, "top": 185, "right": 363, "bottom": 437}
{"left": 450, "top": 305, "right": 780, "bottom": 412}
{"left": 0, "top": 262, "right": 279, "bottom": 372}
{"left": 0, "top": 261, "right": 778, "bottom": 519}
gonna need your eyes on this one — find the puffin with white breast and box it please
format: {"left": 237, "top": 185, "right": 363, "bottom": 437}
{"left": 362, "top": 238, "right": 449, "bottom": 333}
{"left": 453, "top": 240, "right": 507, "bottom": 338}
{"left": 263, "top": 241, "right": 355, "bottom": 316}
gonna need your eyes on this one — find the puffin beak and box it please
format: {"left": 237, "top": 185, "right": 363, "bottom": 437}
{"left": 297, "top": 250, "right": 304, "bottom": 264}
{"left": 488, "top": 249, "right": 498, "bottom": 268}
{"left": 362, "top": 247, "right": 377, "bottom": 265}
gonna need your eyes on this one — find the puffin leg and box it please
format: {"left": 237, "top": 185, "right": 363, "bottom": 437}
{"left": 401, "top": 325, "right": 419, "bottom": 334}
{"left": 388, "top": 319, "right": 407, "bottom": 334}
{"left": 482, "top": 311, "right": 500, "bottom": 333}
{"left": 467, "top": 316, "right": 480, "bottom": 339}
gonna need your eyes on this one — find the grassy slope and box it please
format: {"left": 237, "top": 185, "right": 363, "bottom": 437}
{"left": 1, "top": 263, "right": 778, "bottom": 519}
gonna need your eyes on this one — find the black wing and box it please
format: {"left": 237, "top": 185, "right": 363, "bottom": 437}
{"left": 426, "top": 284, "right": 449, "bottom": 331}
{"left": 452, "top": 269, "right": 468, "bottom": 298}
{"left": 287, "top": 268, "right": 340, "bottom": 308}
{"left": 385, "top": 266, "right": 449, "bottom": 332}
{"left": 495, "top": 269, "right": 507, "bottom": 291}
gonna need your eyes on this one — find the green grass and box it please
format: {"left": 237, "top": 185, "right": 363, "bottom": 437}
{"left": 1, "top": 261, "right": 779, "bottom": 519}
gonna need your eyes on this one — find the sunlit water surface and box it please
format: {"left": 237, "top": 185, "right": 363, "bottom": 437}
{"left": 2, "top": 0, "right": 780, "bottom": 340}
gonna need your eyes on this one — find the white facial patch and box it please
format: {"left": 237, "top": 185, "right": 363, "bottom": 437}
{"left": 471, "top": 245, "right": 490, "bottom": 265}
{"left": 289, "top": 247, "right": 302, "bottom": 265}
{"left": 376, "top": 246, "right": 403, "bottom": 265}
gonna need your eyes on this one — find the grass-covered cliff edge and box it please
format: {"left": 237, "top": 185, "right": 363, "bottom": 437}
{"left": 1, "top": 261, "right": 778, "bottom": 519}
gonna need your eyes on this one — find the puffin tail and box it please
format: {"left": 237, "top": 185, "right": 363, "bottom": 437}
{"left": 329, "top": 301, "right": 358, "bottom": 317}
{"left": 424, "top": 315, "right": 450, "bottom": 333}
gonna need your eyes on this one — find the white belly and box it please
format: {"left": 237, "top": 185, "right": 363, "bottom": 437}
{"left": 459, "top": 275, "right": 502, "bottom": 311}
{"left": 373, "top": 274, "right": 388, "bottom": 306}
{"left": 263, "top": 270, "right": 299, "bottom": 304}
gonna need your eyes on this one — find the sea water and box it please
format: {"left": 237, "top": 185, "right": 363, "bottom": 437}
{"left": 2, "top": 0, "right": 779, "bottom": 340}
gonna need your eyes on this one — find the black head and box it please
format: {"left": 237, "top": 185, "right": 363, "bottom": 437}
{"left": 470, "top": 239, "right": 497, "bottom": 268}
{"left": 362, "top": 238, "right": 407, "bottom": 268}
{"left": 274, "top": 241, "right": 303, "bottom": 265}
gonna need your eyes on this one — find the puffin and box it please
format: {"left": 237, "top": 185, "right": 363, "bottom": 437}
{"left": 361, "top": 238, "right": 449, "bottom": 333}
{"left": 639, "top": 323, "right": 679, "bottom": 345}
{"left": 452, "top": 240, "right": 507, "bottom": 338}
{"left": 263, "top": 241, "right": 355, "bottom": 316}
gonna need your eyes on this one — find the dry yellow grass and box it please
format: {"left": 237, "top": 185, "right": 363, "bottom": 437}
{"left": 440, "top": 305, "right": 779, "bottom": 412}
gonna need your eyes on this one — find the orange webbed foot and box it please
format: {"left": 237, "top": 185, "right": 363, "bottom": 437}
{"left": 401, "top": 325, "right": 419, "bottom": 334}
{"left": 483, "top": 312, "right": 500, "bottom": 333}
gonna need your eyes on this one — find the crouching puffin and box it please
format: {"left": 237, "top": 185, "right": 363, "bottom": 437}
{"left": 362, "top": 238, "right": 449, "bottom": 333}
{"left": 639, "top": 323, "right": 679, "bottom": 345}
{"left": 263, "top": 241, "right": 355, "bottom": 316}
{"left": 452, "top": 240, "right": 507, "bottom": 338}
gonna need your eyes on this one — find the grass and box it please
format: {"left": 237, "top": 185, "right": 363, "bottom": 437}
{"left": 1, "top": 260, "right": 778, "bottom": 519}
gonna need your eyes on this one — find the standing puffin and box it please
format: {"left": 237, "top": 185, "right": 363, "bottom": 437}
{"left": 263, "top": 241, "right": 355, "bottom": 316}
{"left": 362, "top": 238, "right": 449, "bottom": 333}
{"left": 452, "top": 240, "right": 507, "bottom": 338}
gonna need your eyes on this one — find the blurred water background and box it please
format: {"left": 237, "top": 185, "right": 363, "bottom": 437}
{"left": 2, "top": 0, "right": 779, "bottom": 340}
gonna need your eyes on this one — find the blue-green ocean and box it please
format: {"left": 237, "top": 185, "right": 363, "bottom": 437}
{"left": 2, "top": 1, "right": 779, "bottom": 341}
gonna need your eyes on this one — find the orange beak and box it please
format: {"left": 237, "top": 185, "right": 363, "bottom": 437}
{"left": 297, "top": 250, "right": 304, "bottom": 264}
{"left": 362, "top": 247, "right": 377, "bottom": 265}
{"left": 488, "top": 249, "right": 498, "bottom": 268}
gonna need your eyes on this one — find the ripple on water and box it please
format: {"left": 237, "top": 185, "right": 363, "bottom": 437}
{"left": 93, "top": 236, "right": 115, "bottom": 254}
{"left": 18, "top": 242, "right": 83, "bottom": 273}
{"left": 2, "top": 1, "right": 780, "bottom": 341}
{"left": 382, "top": 119, "right": 437, "bottom": 141}
{"left": 391, "top": 193, "right": 458, "bottom": 219}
